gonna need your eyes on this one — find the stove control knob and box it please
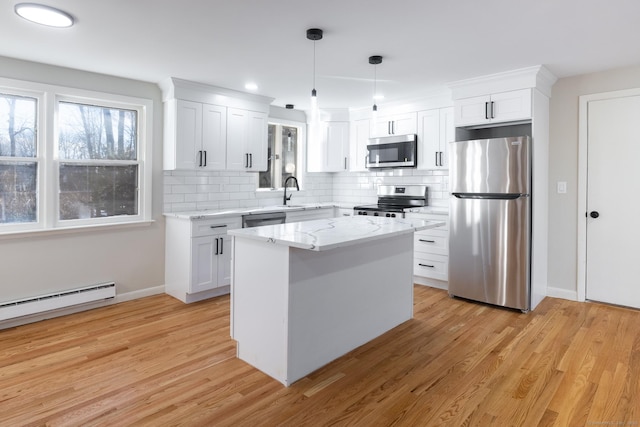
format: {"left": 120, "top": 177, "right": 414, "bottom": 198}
{"left": 390, "top": 213, "right": 396, "bottom": 218}
{"left": 385, "top": 213, "right": 391, "bottom": 217}
{"left": 374, "top": 212, "right": 379, "bottom": 216}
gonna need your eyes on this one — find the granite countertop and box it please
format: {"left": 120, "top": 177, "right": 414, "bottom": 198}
{"left": 228, "top": 215, "right": 445, "bottom": 252}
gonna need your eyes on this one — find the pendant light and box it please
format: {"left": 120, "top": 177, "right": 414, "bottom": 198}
{"left": 307, "top": 28, "right": 323, "bottom": 112}
{"left": 369, "top": 55, "right": 383, "bottom": 117}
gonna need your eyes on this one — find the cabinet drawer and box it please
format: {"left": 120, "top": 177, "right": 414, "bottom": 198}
{"left": 414, "top": 232, "right": 448, "bottom": 256}
{"left": 191, "top": 218, "right": 241, "bottom": 237}
{"left": 414, "top": 254, "right": 448, "bottom": 281}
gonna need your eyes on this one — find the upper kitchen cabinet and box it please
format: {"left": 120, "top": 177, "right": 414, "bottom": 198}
{"left": 370, "top": 112, "right": 417, "bottom": 137}
{"left": 226, "top": 108, "right": 268, "bottom": 171}
{"left": 160, "top": 78, "right": 273, "bottom": 171}
{"left": 164, "top": 99, "right": 226, "bottom": 170}
{"left": 454, "top": 89, "right": 531, "bottom": 127}
{"left": 307, "top": 109, "right": 350, "bottom": 173}
{"left": 349, "top": 118, "right": 370, "bottom": 172}
{"left": 417, "top": 107, "right": 454, "bottom": 169}
{"left": 308, "top": 121, "right": 349, "bottom": 172}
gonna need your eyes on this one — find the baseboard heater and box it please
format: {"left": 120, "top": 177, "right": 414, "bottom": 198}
{"left": 0, "top": 282, "right": 116, "bottom": 321}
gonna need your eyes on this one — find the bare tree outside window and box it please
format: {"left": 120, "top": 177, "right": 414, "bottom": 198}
{"left": 58, "top": 102, "right": 139, "bottom": 220}
{"left": 0, "top": 93, "right": 37, "bottom": 224}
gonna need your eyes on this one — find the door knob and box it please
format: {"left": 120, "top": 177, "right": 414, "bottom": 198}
{"left": 590, "top": 211, "right": 600, "bottom": 218}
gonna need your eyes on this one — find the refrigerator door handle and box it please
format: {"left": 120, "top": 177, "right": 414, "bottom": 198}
{"left": 452, "top": 193, "right": 525, "bottom": 200}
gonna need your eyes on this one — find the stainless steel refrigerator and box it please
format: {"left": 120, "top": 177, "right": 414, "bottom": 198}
{"left": 448, "top": 136, "right": 531, "bottom": 312}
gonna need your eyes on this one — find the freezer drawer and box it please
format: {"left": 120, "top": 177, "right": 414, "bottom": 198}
{"left": 448, "top": 196, "right": 530, "bottom": 311}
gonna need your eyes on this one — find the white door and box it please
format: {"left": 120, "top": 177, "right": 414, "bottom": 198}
{"left": 586, "top": 95, "right": 640, "bottom": 308}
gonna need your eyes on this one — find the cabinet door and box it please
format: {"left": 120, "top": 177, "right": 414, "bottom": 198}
{"left": 392, "top": 112, "right": 418, "bottom": 135}
{"left": 417, "top": 109, "right": 440, "bottom": 169}
{"left": 454, "top": 95, "right": 491, "bottom": 127}
{"left": 217, "top": 234, "right": 232, "bottom": 286}
{"left": 226, "top": 108, "right": 248, "bottom": 170}
{"left": 325, "top": 121, "right": 349, "bottom": 172}
{"left": 371, "top": 112, "right": 417, "bottom": 137}
{"left": 246, "top": 111, "right": 268, "bottom": 171}
{"left": 175, "top": 100, "right": 203, "bottom": 169}
{"left": 439, "top": 107, "right": 454, "bottom": 169}
{"left": 491, "top": 89, "right": 531, "bottom": 123}
{"left": 201, "top": 104, "right": 227, "bottom": 170}
{"left": 191, "top": 236, "right": 216, "bottom": 293}
{"left": 349, "top": 118, "right": 370, "bottom": 171}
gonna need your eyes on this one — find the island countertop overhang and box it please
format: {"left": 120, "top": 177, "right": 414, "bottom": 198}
{"left": 227, "top": 216, "right": 445, "bottom": 252}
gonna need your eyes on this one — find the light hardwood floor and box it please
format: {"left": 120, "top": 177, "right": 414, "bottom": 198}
{"left": 1, "top": 285, "right": 639, "bottom": 426}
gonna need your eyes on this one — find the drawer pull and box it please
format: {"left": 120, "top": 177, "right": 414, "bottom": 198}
{"left": 419, "top": 239, "right": 435, "bottom": 243}
{"left": 209, "top": 225, "right": 227, "bottom": 229}
{"left": 419, "top": 263, "right": 435, "bottom": 268}
{"left": 215, "top": 238, "right": 219, "bottom": 255}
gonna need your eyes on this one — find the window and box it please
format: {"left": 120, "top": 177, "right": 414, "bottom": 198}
{"left": 57, "top": 101, "right": 139, "bottom": 221}
{"left": 259, "top": 123, "right": 301, "bottom": 189}
{"left": 0, "top": 93, "right": 38, "bottom": 224}
{"left": 0, "top": 78, "right": 152, "bottom": 234}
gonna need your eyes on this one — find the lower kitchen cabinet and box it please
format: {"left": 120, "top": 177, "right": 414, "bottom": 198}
{"left": 406, "top": 212, "right": 449, "bottom": 289}
{"left": 165, "top": 215, "right": 242, "bottom": 303}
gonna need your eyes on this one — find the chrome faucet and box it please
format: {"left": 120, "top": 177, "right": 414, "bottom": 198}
{"left": 283, "top": 176, "right": 299, "bottom": 206}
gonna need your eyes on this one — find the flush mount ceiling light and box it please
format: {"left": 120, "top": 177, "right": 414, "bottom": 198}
{"left": 15, "top": 3, "right": 74, "bottom": 28}
{"left": 369, "top": 55, "right": 383, "bottom": 113}
{"left": 306, "top": 28, "right": 323, "bottom": 110}
{"left": 244, "top": 82, "right": 258, "bottom": 91}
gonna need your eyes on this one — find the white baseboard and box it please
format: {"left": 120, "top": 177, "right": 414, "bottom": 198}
{"left": 0, "top": 285, "right": 166, "bottom": 330}
{"left": 546, "top": 286, "right": 578, "bottom": 301}
{"left": 115, "top": 285, "right": 165, "bottom": 303}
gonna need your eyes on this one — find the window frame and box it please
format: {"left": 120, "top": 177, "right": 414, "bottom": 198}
{"left": 0, "top": 77, "right": 153, "bottom": 235}
{"left": 259, "top": 119, "right": 305, "bottom": 191}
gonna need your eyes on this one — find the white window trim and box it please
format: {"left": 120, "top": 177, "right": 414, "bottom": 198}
{"left": 0, "top": 77, "right": 153, "bottom": 235}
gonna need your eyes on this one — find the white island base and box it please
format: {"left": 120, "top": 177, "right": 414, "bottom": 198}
{"left": 230, "top": 232, "right": 414, "bottom": 386}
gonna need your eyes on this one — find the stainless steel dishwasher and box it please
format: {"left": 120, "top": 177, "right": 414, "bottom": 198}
{"left": 242, "top": 211, "right": 286, "bottom": 228}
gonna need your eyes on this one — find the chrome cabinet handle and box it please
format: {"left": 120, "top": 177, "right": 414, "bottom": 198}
{"left": 485, "top": 102, "right": 490, "bottom": 120}
{"left": 490, "top": 101, "right": 495, "bottom": 119}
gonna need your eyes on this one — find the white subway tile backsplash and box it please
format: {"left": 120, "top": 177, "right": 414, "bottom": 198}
{"left": 163, "top": 168, "right": 450, "bottom": 213}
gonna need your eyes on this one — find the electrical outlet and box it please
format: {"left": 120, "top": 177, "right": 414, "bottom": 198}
{"left": 557, "top": 181, "right": 567, "bottom": 194}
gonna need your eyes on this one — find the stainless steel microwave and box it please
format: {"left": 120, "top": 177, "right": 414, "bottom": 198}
{"left": 366, "top": 134, "right": 417, "bottom": 169}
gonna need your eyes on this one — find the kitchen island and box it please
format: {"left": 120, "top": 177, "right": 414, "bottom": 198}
{"left": 228, "top": 215, "right": 444, "bottom": 386}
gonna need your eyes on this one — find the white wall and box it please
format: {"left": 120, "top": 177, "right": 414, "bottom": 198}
{"left": 548, "top": 63, "right": 640, "bottom": 296}
{"left": 0, "top": 56, "right": 165, "bottom": 302}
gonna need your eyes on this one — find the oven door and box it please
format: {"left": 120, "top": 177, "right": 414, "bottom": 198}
{"left": 366, "top": 135, "right": 417, "bottom": 169}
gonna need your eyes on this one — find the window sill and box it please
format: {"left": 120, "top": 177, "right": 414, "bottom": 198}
{"left": 0, "top": 219, "right": 156, "bottom": 240}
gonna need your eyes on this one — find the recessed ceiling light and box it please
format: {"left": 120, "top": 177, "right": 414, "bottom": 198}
{"left": 244, "top": 83, "right": 258, "bottom": 91}
{"left": 15, "top": 3, "right": 74, "bottom": 28}
{"left": 374, "top": 94, "right": 385, "bottom": 100}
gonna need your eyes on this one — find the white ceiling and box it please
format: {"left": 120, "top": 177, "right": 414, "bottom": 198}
{"left": 2, "top": 0, "right": 640, "bottom": 111}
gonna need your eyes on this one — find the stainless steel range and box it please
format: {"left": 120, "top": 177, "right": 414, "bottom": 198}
{"left": 354, "top": 185, "right": 429, "bottom": 218}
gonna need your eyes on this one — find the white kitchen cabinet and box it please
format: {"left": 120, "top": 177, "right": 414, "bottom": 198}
{"left": 164, "top": 99, "right": 227, "bottom": 170}
{"left": 226, "top": 108, "right": 268, "bottom": 171}
{"left": 406, "top": 212, "right": 449, "bottom": 288}
{"left": 455, "top": 89, "right": 532, "bottom": 127}
{"left": 417, "top": 107, "right": 454, "bottom": 170}
{"left": 165, "top": 215, "right": 242, "bottom": 303}
{"left": 370, "top": 112, "right": 417, "bottom": 137}
{"left": 349, "top": 118, "right": 370, "bottom": 172}
{"left": 307, "top": 121, "right": 349, "bottom": 172}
